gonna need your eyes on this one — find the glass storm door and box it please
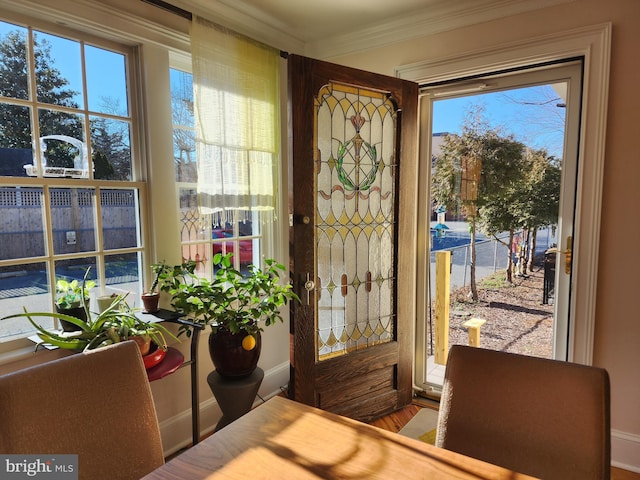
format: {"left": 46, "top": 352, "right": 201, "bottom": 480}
{"left": 416, "top": 61, "right": 583, "bottom": 393}
{"left": 288, "top": 55, "right": 418, "bottom": 421}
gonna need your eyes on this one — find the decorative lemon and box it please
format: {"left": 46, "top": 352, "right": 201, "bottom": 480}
{"left": 242, "top": 334, "right": 256, "bottom": 351}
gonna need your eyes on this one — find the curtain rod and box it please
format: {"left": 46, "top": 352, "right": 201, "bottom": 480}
{"left": 141, "top": 0, "right": 192, "bottom": 20}
{"left": 140, "top": 0, "right": 289, "bottom": 58}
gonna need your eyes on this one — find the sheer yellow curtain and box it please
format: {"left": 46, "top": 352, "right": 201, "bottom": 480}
{"left": 190, "top": 16, "right": 280, "bottom": 224}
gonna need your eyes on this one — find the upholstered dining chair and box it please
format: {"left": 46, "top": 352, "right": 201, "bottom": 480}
{"left": 436, "top": 345, "right": 610, "bottom": 480}
{"left": 0, "top": 341, "right": 165, "bottom": 480}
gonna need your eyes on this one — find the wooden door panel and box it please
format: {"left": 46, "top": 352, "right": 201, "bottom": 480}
{"left": 330, "top": 391, "right": 400, "bottom": 421}
{"left": 315, "top": 342, "right": 399, "bottom": 384}
{"left": 318, "top": 366, "right": 396, "bottom": 411}
{"left": 289, "top": 54, "right": 418, "bottom": 420}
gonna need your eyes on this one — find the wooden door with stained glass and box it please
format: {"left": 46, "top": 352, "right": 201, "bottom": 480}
{"left": 288, "top": 55, "right": 418, "bottom": 421}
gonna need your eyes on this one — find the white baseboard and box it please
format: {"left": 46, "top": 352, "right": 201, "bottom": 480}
{"left": 159, "top": 361, "right": 290, "bottom": 457}
{"left": 612, "top": 429, "right": 640, "bottom": 473}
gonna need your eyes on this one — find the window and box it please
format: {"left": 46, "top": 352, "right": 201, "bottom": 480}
{"left": 0, "top": 18, "right": 144, "bottom": 343}
{"left": 170, "top": 67, "right": 263, "bottom": 276}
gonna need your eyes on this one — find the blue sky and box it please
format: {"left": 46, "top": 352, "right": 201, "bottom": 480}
{"left": 0, "top": 21, "right": 128, "bottom": 116}
{"left": 42, "top": 32, "right": 128, "bottom": 116}
{"left": 432, "top": 85, "right": 566, "bottom": 159}
{"left": 1, "top": 20, "right": 565, "bottom": 159}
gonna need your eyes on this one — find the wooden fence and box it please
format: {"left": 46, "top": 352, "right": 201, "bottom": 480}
{"left": 0, "top": 187, "right": 137, "bottom": 261}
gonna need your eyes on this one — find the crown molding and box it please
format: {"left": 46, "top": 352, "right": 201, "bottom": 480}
{"left": 1, "top": 0, "right": 574, "bottom": 60}
{"left": 306, "top": 0, "right": 576, "bottom": 59}
{"left": 171, "top": 0, "right": 305, "bottom": 54}
{"left": 171, "top": 0, "right": 574, "bottom": 59}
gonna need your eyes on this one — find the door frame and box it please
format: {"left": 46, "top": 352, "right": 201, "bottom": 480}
{"left": 396, "top": 23, "right": 611, "bottom": 390}
{"left": 422, "top": 60, "right": 582, "bottom": 366}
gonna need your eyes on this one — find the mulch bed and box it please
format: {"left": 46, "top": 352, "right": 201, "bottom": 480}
{"left": 430, "top": 262, "right": 554, "bottom": 359}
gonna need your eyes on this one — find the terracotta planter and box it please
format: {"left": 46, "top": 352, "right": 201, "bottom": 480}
{"left": 141, "top": 292, "right": 160, "bottom": 313}
{"left": 55, "top": 305, "right": 87, "bottom": 332}
{"left": 130, "top": 334, "right": 152, "bottom": 356}
{"left": 208, "top": 328, "right": 262, "bottom": 378}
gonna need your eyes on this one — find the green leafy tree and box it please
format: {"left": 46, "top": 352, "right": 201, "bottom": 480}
{"left": 478, "top": 190, "right": 523, "bottom": 283}
{"left": 0, "top": 31, "right": 31, "bottom": 152}
{"left": 93, "top": 150, "right": 115, "bottom": 179}
{"left": 433, "top": 106, "right": 527, "bottom": 298}
{"left": 90, "top": 107, "right": 130, "bottom": 180}
{"left": 0, "top": 28, "right": 82, "bottom": 167}
{"left": 517, "top": 149, "right": 561, "bottom": 272}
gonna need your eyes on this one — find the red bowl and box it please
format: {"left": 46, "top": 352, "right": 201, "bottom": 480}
{"left": 143, "top": 343, "right": 166, "bottom": 370}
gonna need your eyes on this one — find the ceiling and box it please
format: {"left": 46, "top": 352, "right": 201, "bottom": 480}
{"left": 5, "top": 0, "right": 574, "bottom": 59}
{"left": 171, "top": 0, "right": 572, "bottom": 58}
{"left": 212, "top": 0, "right": 446, "bottom": 43}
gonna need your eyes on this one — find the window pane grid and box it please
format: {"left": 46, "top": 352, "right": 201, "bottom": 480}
{"left": 0, "top": 18, "right": 144, "bottom": 343}
{"left": 1, "top": 23, "right": 133, "bottom": 181}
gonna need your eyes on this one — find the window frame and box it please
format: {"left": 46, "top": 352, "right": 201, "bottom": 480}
{"left": 0, "top": 14, "right": 149, "bottom": 350}
{"left": 0, "top": 3, "right": 287, "bottom": 362}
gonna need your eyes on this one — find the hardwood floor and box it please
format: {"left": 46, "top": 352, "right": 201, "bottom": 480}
{"left": 613, "top": 469, "right": 640, "bottom": 480}
{"left": 369, "top": 403, "right": 640, "bottom": 480}
{"left": 369, "top": 403, "right": 423, "bottom": 432}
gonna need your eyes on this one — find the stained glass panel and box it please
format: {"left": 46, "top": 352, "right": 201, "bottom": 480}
{"left": 315, "top": 82, "right": 397, "bottom": 360}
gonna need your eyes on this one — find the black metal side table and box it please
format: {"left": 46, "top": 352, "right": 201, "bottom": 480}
{"left": 207, "top": 367, "right": 264, "bottom": 432}
{"left": 141, "top": 308, "right": 205, "bottom": 446}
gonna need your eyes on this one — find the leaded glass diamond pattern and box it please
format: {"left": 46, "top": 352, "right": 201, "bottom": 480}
{"left": 315, "top": 82, "right": 396, "bottom": 360}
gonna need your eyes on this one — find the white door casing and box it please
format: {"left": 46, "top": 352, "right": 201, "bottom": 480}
{"left": 396, "top": 23, "right": 611, "bottom": 390}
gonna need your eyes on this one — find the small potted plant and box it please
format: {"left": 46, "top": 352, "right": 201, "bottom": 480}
{"left": 1, "top": 290, "right": 178, "bottom": 362}
{"left": 158, "top": 253, "right": 299, "bottom": 378}
{"left": 55, "top": 268, "right": 96, "bottom": 332}
{"left": 141, "top": 263, "right": 169, "bottom": 313}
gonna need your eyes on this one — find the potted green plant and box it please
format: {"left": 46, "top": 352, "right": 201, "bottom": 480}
{"left": 1, "top": 288, "right": 178, "bottom": 360}
{"left": 54, "top": 268, "right": 96, "bottom": 332}
{"left": 141, "top": 263, "right": 169, "bottom": 313}
{"left": 109, "top": 301, "right": 177, "bottom": 355}
{"left": 158, "top": 253, "right": 299, "bottom": 378}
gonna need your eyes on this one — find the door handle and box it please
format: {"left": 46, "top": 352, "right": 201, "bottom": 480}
{"left": 544, "top": 237, "right": 572, "bottom": 274}
{"left": 564, "top": 236, "right": 572, "bottom": 274}
{"left": 304, "top": 273, "right": 315, "bottom": 305}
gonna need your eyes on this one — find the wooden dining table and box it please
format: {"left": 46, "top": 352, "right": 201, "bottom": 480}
{"left": 143, "top": 396, "right": 537, "bottom": 479}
